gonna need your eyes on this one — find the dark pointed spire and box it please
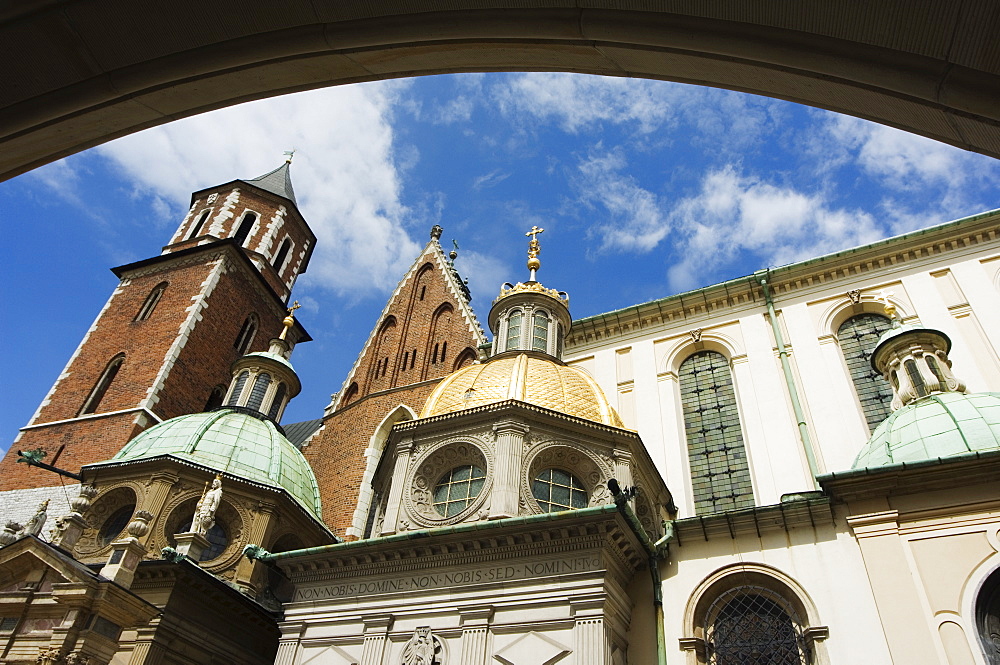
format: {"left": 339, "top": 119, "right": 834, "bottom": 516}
{"left": 243, "top": 160, "right": 297, "bottom": 205}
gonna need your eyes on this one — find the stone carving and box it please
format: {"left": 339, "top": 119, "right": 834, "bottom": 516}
{"left": 401, "top": 626, "right": 443, "bottom": 665}
{"left": 71, "top": 485, "right": 98, "bottom": 515}
{"left": 430, "top": 225, "right": 443, "bottom": 240}
{"left": 0, "top": 521, "right": 22, "bottom": 547}
{"left": 24, "top": 500, "right": 49, "bottom": 537}
{"left": 126, "top": 511, "right": 154, "bottom": 539}
{"left": 846, "top": 289, "right": 862, "bottom": 304}
{"left": 405, "top": 441, "right": 492, "bottom": 527}
{"left": 36, "top": 647, "right": 61, "bottom": 664}
{"left": 65, "top": 652, "right": 91, "bottom": 665}
{"left": 192, "top": 476, "right": 222, "bottom": 535}
{"left": 689, "top": 328, "right": 703, "bottom": 343}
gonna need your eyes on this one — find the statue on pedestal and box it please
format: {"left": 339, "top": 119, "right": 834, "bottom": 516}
{"left": 192, "top": 476, "right": 222, "bottom": 535}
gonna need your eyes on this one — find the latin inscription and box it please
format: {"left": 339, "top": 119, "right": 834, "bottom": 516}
{"left": 295, "top": 556, "right": 602, "bottom": 601}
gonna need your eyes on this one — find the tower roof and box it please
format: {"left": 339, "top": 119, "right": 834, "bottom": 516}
{"left": 242, "top": 161, "right": 297, "bottom": 205}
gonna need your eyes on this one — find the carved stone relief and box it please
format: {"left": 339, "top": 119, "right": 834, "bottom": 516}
{"left": 76, "top": 484, "right": 140, "bottom": 557}
{"left": 521, "top": 441, "right": 614, "bottom": 514}
{"left": 404, "top": 440, "right": 493, "bottom": 528}
{"left": 401, "top": 626, "right": 444, "bottom": 665}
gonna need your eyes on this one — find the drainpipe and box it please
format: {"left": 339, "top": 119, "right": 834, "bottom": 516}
{"left": 610, "top": 482, "right": 674, "bottom": 665}
{"left": 754, "top": 270, "right": 820, "bottom": 486}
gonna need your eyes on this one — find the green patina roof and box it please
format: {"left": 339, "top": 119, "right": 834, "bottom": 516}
{"left": 242, "top": 351, "right": 295, "bottom": 372}
{"left": 109, "top": 409, "right": 321, "bottom": 518}
{"left": 853, "top": 392, "right": 1000, "bottom": 469}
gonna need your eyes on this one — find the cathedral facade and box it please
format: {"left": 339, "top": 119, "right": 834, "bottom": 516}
{"left": 0, "top": 164, "right": 998, "bottom": 665}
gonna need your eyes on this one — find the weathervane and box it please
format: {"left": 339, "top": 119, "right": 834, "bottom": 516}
{"left": 526, "top": 226, "right": 544, "bottom": 280}
{"left": 279, "top": 300, "right": 300, "bottom": 340}
{"left": 283, "top": 149, "right": 296, "bottom": 163}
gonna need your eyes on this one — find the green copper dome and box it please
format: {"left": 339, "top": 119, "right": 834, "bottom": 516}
{"left": 242, "top": 350, "right": 296, "bottom": 372}
{"left": 853, "top": 392, "right": 1000, "bottom": 469}
{"left": 109, "top": 409, "right": 322, "bottom": 518}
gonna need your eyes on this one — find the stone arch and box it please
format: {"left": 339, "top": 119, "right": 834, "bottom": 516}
{"left": 819, "top": 290, "right": 912, "bottom": 336}
{"left": 367, "top": 315, "right": 398, "bottom": 393}
{"left": 3, "top": 2, "right": 998, "bottom": 183}
{"left": 663, "top": 331, "right": 743, "bottom": 376}
{"left": 424, "top": 302, "right": 455, "bottom": 376}
{"left": 413, "top": 262, "right": 435, "bottom": 303}
{"left": 681, "top": 563, "right": 828, "bottom": 664}
{"left": 346, "top": 403, "right": 418, "bottom": 538}
{"left": 963, "top": 552, "right": 1000, "bottom": 665}
{"left": 453, "top": 347, "right": 478, "bottom": 371}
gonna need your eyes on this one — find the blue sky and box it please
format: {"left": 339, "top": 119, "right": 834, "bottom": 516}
{"left": 1, "top": 73, "right": 998, "bottom": 453}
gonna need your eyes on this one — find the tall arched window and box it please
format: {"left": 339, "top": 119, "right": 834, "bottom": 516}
{"left": 272, "top": 237, "right": 292, "bottom": 271}
{"left": 505, "top": 310, "right": 522, "bottom": 352}
{"left": 706, "top": 587, "right": 810, "bottom": 664}
{"left": 233, "top": 212, "right": 257, "bottom": 246}
{"left": 227, "top": 371, "right": 250, "bottom": 406}
{"left": 679, "top": 350, "right": 754, "bottom": 514}
{"left": 234, "top": 315, "right": 257, "bottom": 355}
{"left": 837, "top": 313, "right": 894, "bottom": 431}
{"left": 246, "top": 373, "right": 271, "bottom": 411}
{"left": 188, "top": 209, "right": 211, "bottom": 239}
{"left": 532, "top": 310, "right": 549, "bottom": 352}
{"left": 267, "top": 383, "right": 287, "bottom": 420}
{"left": 134, "top": 282, "right": 167, "bottom": 322}
{"left": 80, "top": 354, "right": 125, "bottom": 415}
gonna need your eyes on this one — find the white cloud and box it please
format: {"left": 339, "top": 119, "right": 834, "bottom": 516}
{"left": 574, "top": 147, "right": 670, "bottom": 252}
{"left": 93, "top": 82, "right": 420, "bottom": 299}
{"left": 472, "top": 169, "right": 510, "bottom": 190}
{"left": 668, "top": 166, "right": 883, "bottom": 290}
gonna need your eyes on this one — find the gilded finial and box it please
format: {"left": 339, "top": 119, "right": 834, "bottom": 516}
{"left": 449, "top": 239, "right": 459, "bottom": 263}
{"left": 525, "top": 226, "right": 544, "bottom": 279}
{"left": 283, "top": 149, "right": 296, "bottom": 163}
{"left": 279, "top": 301, "right": 300, "bottom": 340}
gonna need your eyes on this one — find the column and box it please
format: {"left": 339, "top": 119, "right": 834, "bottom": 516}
{"left": 360, "top": 615, "right": 393, "bottom": 665}
{"left": 490, "top": 419, "right": 528, "bottom": 519}
{"left": 458, "top": 605, "right": 494, "bottom": 665}
{"left": 380, "top": 437, "right": 413, "bottom": 535}
{"left": 847, "top": 511, "right": 938, "bottom": 664}
{"left": 273, "top": 623, "right": 305, "bottom": 665}
{"left": 571, "top": 596, "right": 610, "bottom": 665}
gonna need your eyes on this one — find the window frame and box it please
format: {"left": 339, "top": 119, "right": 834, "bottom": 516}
{"left": 79, "top": 353, "right": 125, "bottom": 416}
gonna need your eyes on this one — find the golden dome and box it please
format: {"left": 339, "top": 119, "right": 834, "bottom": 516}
{"left": 420, "top": 353, "right": 625, "bottom": 428}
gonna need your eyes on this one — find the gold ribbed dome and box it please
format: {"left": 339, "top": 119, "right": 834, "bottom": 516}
{"left": 421, "top": 353, "right": 625, "bottom": 427}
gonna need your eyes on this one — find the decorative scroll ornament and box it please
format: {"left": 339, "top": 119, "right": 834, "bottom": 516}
{"left": 401, "top": 626, "right": 443, "bottom": 665}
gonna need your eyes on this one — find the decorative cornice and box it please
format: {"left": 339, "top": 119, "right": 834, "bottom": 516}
{"left": 672, "top": 497, "right": 833, "bottom": 544}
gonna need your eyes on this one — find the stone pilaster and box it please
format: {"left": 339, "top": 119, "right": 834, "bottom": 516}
{"left": 381, "top": 437, "right": 413, "bottom": 535}
{"left": 235, "top": 501, "right": 278, "bottom": 594}
{"left": 128, "top": 628, "right": 167, "bottom": 665}
{"left": 490, "top": 419, "right": 528, "bottom": 519}
{"left": 138, "top": 472, "right": 179, "bottom": 547}
{"left": 360, "top": 615, "right": 393, "bottom": 665}
{"left": 458, "top": 605, "right": 494, "bottom": 665}
{"left": 571, "top": 596, "right": 610, "bottom": 665}
{"left": 612, "top": 449, "right": 634, "bottom": 505}
{"left": 273, "top": 623, "right": 304, "bottom": 665}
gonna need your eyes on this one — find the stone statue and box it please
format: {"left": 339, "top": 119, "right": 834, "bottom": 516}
{"left": 401, "top": 626, "right": 441, "bottom": 665}
{"left": 192, "top": 476, "right": 222, "bottom": 535}
{"left": 23, "top": 500, "right": 49, "bottom": 537}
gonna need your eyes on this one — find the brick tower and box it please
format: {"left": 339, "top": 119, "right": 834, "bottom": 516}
{"left": 0, "top": 161, "right": 315, "bottom": 490}
{"left": 302, "top": 226, "right": 487, "bottom": 537}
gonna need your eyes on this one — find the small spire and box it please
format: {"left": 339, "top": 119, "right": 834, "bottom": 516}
{"left": 279, "top": 301, "right": 301, "bottom": 341}
{"left": 525, "top": 225, "right": 544, "bottom": 281}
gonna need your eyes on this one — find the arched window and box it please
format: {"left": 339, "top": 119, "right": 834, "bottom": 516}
{"left": 706, "top": 587, "right": 810, "bottom": 664}
{"left": 341, "top": 383, "right": 359, "bottom": 407}
{"left": 272, "top": 237, "right": 291, "bottom": 270}
{"left": 679, "top": 351, "right": 754, "bottom": 514}
{"left": 977, "top": 567, "right": 1000, "bottom": 665}
{"left": 267, "top": 383, "right": 287, "bottom": 420}
{"left": 532, "top": 310, "right": 549, "bottom": 353}
{"left": 233, "top": 212, "right": 257, "bottom": 246}
{"left": 904, "top": 359, "right": 928, "bottom": 398}
{"left": 204, "top": 385, "right": 226, "bottom": 411}
{"left": 227, "top": 371, "right": 250, "bottom": 406}
{"left": 134, "top": 282, "right": 167, "bottom": 322}
{"left": 505, "top": 310, "right": 522, "bottom": 352}
{"left": 246, "top": 373, "right": 271, "bottom": 411}
{"left": 837, "top": 313, "right": 894, "bottom": 431}
{"left": 80, "top": 354, "right": 125, "bottom": 415}
{"left": 99, "top": 504, "right": 135, "bottom": 546}
{"left": 188, "top": 209, "right": 211, "bottom": 239}
{"left": 433, "top": 465, "right": 486, "bottom": 517}
{"left": 234, "top": 315, "right": 257, "bottom": 355}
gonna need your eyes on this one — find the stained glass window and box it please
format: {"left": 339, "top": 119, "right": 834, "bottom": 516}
{"left": 837, "top": 313, "right": 894, "bottom": 431}
{"left": 679, "top": 351, "right": 754, "bottom": 514}
{"left": 433, "top": 465, "right": 485, "bottom": 517}
{"left": 706, "top": 587, "right": 809, "bottom": 665}
{"left": 532, "top": 469, "right": 588, "bottom": 512}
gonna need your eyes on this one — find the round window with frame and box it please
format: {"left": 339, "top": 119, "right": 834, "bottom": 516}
{"left": 532, "top": 468, "right": 589, "bottom": 512}
{"left": 432, "top": 465, "right": 486, "bottom": 517}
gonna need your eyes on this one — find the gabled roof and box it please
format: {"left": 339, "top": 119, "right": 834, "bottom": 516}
{"left": 242, "top": 161, "right": 297, "bottom": 205}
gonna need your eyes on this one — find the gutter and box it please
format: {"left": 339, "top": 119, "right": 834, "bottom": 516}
{"left": 754, "top": 270, "right": 820, "bottom": 487}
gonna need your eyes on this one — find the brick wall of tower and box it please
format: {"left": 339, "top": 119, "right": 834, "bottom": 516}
{"left": 0, "top": 248, "right": 292, "bottom": 491}
{"left": 303, "top": 247, "right": 484, "bottom": 535}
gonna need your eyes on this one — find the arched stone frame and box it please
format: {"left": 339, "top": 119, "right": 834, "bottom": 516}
{"left": 960, "top": 537, "right": 1000, "bottom": 665}
{"left": 75, "top": 483, "right": 141, "bottom": 559}
{"left": 520, "top": 440, "right": 615, "bottom": 515}
{"left": 346, "top": 404, "right": 418, "bottom": 539}
{"left": 680, "top": 563, "right": 830, "bottom": 665}
{"left": 661, "top": 334, "right": 756, "bottom": 516}
{"left": 186, "top": 207, "right": 213, "bottom": 240}
{"left": 232, "top": 208, "right": 261, "bottom": 248}
{"left": 424, "top": 302, "right": 455, "bottom": 377}
{"left": 368, "top": 315, "right": 398, "bottom": 392}
{"left": 403, "top": 436, "right": 494, "bottom": 528}
{"left": 157, "top": 490, "right": 248, "bottom": 574}
{"left": 452, "top": 346, "right": 478, "bottom": 371}
{"left": 412, "top": 262, "right": 434, "bottom": 303}
{"left": 271, "top": 234, "right": 294, "bottom": 274}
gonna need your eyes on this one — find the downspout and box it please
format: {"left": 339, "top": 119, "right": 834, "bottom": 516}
{"left": 610, "top": 482, "right": 674, "bottom": 665}
{"left": 754, "top": 270, "right": 820, "bottom": 486}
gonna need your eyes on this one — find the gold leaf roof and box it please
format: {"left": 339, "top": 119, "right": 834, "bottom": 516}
{"left": 420, "top": 353, "right": 625, "bottom": 428}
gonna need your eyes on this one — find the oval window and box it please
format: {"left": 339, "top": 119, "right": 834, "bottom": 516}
{"left": 432, "top": 465, "right": 486, "bottom": 517}
{"left": 99, "top": 505, "right": 135, "bottom": 546}
{"left": 532, "top": 469, "right": 588, "bottom": 512}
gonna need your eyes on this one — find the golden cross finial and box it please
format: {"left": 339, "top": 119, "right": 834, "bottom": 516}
{"left": 279, "top": 301, "right": 300, "bottom": 340}
{"left": 525, "top": 226, "right": 544, "bottom": 277}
